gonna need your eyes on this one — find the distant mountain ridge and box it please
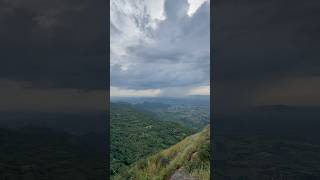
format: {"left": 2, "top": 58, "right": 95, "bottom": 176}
{"left": 111, "top": 95, "right": 210, "bottom": 106}
{"left": 215, "top": 105, "right": 320, "bottom": 141}
{"left": 112, "top": 98, "right": 210, "bottom": 130}
{"left": 0, "top": 111, "right": 106, "bottom": 134}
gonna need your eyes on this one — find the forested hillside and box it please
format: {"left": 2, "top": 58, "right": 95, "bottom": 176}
{"left": 213, "top": 106, "right": 320, "bottom": 179}
{"left": 0, "top": 127, "right": 106, "bottom": 179}
{"left": 113, "top": 126, "right": 210, "bottom": 180}
{"left": 110, "top": 103, "right": 196, "bottom": 177}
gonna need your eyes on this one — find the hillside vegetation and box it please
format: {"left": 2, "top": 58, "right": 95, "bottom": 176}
{"left": 114, "top": 126, "right": 210, "bottom": 180}
{"left": 110, "top": 103, "right": 196, "bottom": 177}
{"left": 0, "top": 127, "right": 106, "bottom": 179}
{"left": 213, "top": 106, "right": 320, "bottom": 179}
{"left": 134, "top": 101, "right": 210, "bottom": 130}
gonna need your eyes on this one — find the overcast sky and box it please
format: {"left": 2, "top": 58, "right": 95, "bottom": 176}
{"left": 0, "top": 0, "right": 107, "bottom": 112}
{"left": 214, "top": 0, "right": 320, "bottom": 112}
{"left": 110, "top": 0, "right": 210, "bottom": 97}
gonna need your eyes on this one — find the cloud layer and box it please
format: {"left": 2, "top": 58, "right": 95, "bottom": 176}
{"left": 213, "top": 0, "right": 320, "bottom": 112}
{"left": 0, "top": 0, "right": 107, "bottom": 90}
{"left": 110, "top": 0, "right": 210, "bottom": 96}
{"left": 0, "top": 0, "right": 107, "bottom": 112}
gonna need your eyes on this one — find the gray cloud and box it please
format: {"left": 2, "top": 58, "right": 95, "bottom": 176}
{"left": 0, "top": 0, "right": 107, "bottom": 90}
{"left": 110, "top": 0, "right": 210, "bottom": 93}
{"left": 213, "top": 0, "right": 320, "bottom": 112}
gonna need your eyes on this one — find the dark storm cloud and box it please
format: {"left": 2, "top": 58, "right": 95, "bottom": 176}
{"left": 0, "top": 0, "right": 107, "bottom": 90}
{"left": 213, "top": 0, "right": 320, "bottom": 112}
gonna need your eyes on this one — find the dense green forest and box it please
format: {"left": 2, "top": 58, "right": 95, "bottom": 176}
{"left": 114, "top": 126, "right": 210, "bottom": 180}
{"left": 0, "top": 127, "right": 106, "bottom": 179}
{"left": 213, "top": 106, "right": 320, "bottom": 179}
{"left": 110, "top": 103, "right": 197, "bottom": 177}
{"left": 134, "top": 101, "right": 210, "bottom": 130}
{"left": 214, "top": 134, "right": 320, "bottom": 179}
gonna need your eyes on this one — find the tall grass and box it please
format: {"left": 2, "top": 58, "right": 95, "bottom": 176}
{"left": 114, "top": 126, "right": 210, "bottom": 180}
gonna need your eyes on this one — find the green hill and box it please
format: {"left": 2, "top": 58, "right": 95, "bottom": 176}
{"left": 110, "top": 103, "right": 197, "bottom": 177}
{"left": 0, "top": 127, "right": 106, "bottom": 179}
{"left": 114, "top": 126, "right": 210, "bottom": 180}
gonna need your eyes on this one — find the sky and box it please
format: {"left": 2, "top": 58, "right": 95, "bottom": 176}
{"left": 0, "top": 0, "right": 107, "bottom": 112}
{"left": 110, "top": 0, "right": 210, "bottom": 97}
{"left": 3, "top": 0, "right": 318, "bottom": 112}
{"left": 213, "top": 0, "right": 320, "bottom": 112}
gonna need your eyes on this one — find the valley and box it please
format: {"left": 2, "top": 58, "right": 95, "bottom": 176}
{"left": 110, "top": 96, "right": 210, "bottom": 180}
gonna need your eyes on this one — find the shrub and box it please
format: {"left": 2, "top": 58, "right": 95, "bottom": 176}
{"left": 198, "top": 142, "right": 210, "bottom": 162}
{"left": 136, "top": 160, "right": 147, "bottom": 170}
{"left": 157, "top": 156, "right": 170, "bottom": 168}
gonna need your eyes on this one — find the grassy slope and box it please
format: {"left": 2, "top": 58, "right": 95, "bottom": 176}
{"left": 114, "top": 126, "right": 210, "bottom": 180}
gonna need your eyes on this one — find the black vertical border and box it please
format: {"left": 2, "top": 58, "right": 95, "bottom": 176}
{"left": 210, "top": 0, "right": 214, "bottom": 179}
{"left": 106, "top": 0, "right": 110, "bottom": 179}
